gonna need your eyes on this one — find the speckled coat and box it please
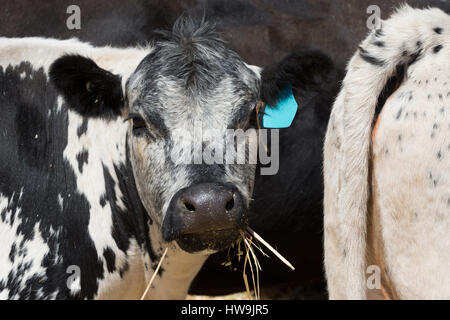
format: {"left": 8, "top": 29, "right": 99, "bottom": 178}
{"left": 324, "top": 5, "right": 450, "bottom": 300}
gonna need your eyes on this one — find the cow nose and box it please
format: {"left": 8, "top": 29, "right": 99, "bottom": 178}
{"left": 181, "top": 185, "right": 235, "bottom": 216}
{"left": 162, "top": 183, "right": 247, "bottom": 243}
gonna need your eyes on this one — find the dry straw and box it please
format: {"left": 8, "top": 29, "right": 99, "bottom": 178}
{"left": 239, "top": 227, "right": 296, "bottom": 300}
{"left": 247, "top": 227, "right": 295, "bottom": 271}
{"left": 140, "top": 247, "right": 168, "bottom": 300}
{"left": 141, "top": 226, "right": 294, "bottom": 300}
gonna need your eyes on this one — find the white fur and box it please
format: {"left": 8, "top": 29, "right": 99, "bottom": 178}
{"left": 0, "top": 193, "right": 50, "bottom": 299}
{"left": 324, "top": 5, "right": 450, "bottom": 299}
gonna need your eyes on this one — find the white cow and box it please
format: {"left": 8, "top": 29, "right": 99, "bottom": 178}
{"left": 324, "top": 5, "right": 450, "bottom": 299}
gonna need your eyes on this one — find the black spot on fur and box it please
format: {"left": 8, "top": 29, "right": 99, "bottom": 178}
{"left": 358, "top": 46, "right": 385, "bottom": 66}
{"left": 103, "top": 247, "right": 116, "bottom": 273}
{"left": 99, "top": 195, "right": 107, "bottom": 208}
{"left": 76, "top": 150, "right": 89, "bottom": 173}
{"left": 433, "top": 45, "right": 443, "bottom": 54}
{"left": 77, "top": 118, "right": 88, "bottom": 137}
{"left": 433, "top": 27, "right": 443, "bottom": 34}
{"left": 9, "top": 243, "right": 17, "bottom": 263}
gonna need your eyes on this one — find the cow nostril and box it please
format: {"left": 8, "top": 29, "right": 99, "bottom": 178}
{"left": 183, "top": 201, "right": 196, "bottom": 212}
{"left": 225, "top": 197, "right": 234, "bottom": 211}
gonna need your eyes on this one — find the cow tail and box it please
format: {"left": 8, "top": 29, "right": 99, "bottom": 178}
{"left": 323, "top": 4, "right": 446, "bottom": 299}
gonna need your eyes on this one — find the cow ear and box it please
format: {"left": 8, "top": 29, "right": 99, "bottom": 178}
{"left": 261, "top": 50, "right": 335, "bottom": 107}
{"left": 49, "top": 55, "right": 124, "bottom": 118}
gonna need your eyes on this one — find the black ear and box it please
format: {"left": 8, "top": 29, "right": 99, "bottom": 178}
{"left": 49, "top": 55, "right": 124, "bottom": 118}
{"left": 261, "top": 50, "right": 335, "bottom": 106}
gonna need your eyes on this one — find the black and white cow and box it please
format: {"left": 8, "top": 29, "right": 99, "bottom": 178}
{"left": 0, "top": 18, "right": 332, "bottom": 299}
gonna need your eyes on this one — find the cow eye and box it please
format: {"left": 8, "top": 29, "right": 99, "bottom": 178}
{"left": 132, "top": 116, "right": 146, "bottom": 130}
{"left": 124, "top": 113, "right": 148, "bottom": 135}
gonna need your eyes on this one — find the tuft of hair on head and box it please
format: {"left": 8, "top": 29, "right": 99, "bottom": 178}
{"left": 149, "top": 15, "right": 240, "bottom": 94}
{"left": 154, "top": 14, "right": 224, "bottom": 48}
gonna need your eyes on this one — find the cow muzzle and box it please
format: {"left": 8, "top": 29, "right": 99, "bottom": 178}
{"left": 162, "top": 182, "right": 247, "bottom": 253}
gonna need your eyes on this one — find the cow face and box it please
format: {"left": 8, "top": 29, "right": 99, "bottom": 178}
{"left": 50, "top": 17, "right": 333, "bottom": 254}
{"left": 124, "top": 19, "right": 261, "bottom": 253}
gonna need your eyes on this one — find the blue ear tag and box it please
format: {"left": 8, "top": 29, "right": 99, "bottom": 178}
{"left": 262, "top": 85, "right": 298, "bottom": 128}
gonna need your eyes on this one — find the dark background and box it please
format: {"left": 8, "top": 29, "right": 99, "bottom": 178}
{"left": 1, "top": 0, "right": 449, "bottom": 72}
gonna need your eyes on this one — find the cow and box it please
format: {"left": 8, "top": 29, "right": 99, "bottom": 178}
{"left": 0, "top": 17, "right": 333, "bottom": 299}
{"left": 324, "top": 5, "right": 450, "bottom": 299}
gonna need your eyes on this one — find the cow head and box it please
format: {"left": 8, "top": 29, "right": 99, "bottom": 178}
{"left": 50, "top": 17, "right": 333, "bottom": 254}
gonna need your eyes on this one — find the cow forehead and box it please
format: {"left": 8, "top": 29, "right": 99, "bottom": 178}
{"left": 125, "top": 25, "right": 261, "bottom": 126}
{"left": 133, "top": 75, "right": 256, "bottom": 131}
{"left": 126, "top": 65, "right": 259, "bottom": 136}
